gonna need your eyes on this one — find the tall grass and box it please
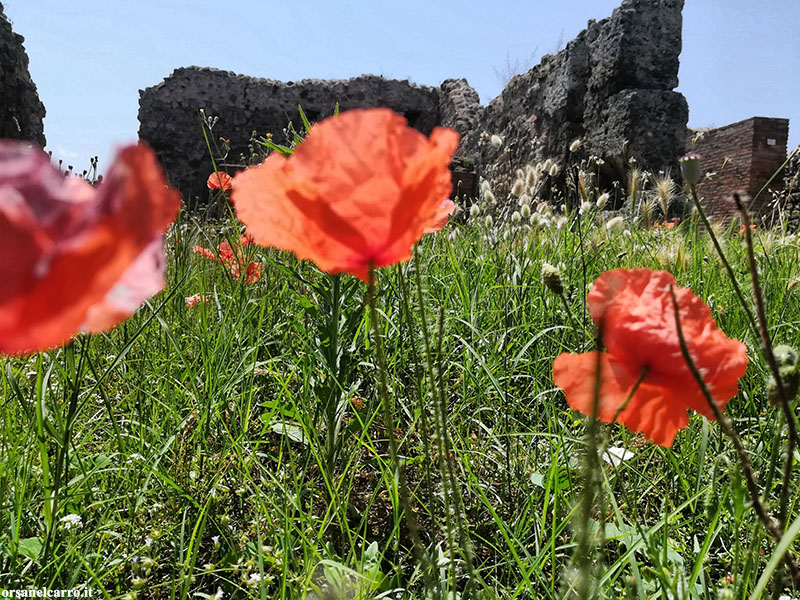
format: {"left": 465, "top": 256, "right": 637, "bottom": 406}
{"left": 2, "top": 179, "right": 800, "bottom": 599}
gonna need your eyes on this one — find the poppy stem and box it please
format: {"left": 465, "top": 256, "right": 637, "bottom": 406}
{"left": 668, "top": 284, "right": 800, "bottom": 586}
{"left": 366, "top": 264, "right": 431, "bottom": 588}
{"left": 733, "top": 191, "right": 800, "bottom": 532}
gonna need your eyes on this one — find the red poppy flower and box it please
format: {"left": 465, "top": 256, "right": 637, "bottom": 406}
{"left": 0, "top": 141, "right": 181, "bottom": 355}
{"left": 207, "top": 171, "right": 233, "bottom": 191}
{"left": 423, "top": 199, "right": 456, "bottom": 235}
{"left": 231, "top": 108, "right": 460, "bottom": 282}
{"left": 193, "top": 236, "right": 261, "bottom": 283}
{"left": 185, "top": 293, "right": 209, "bottom": 307}
{"left": 552, "top": 269, "right": 748, "bottom": 446}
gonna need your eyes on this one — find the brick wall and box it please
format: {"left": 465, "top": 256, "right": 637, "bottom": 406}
{"left": 691, "top": 116, "right": 789, "bottom": 219}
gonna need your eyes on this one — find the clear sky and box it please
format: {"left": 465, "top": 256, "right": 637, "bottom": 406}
{"left": 4, "top": 1, "right": 799, "bottom": 175}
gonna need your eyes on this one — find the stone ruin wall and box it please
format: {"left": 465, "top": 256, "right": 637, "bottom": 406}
{"left": 138, "top": 0, "right": 689, "bottom": 208}
{"left": 138, "top": 70, "right": 478, "bottom": 204}
{"left": 0, "top": 1, "right": 46, "bottom": 146}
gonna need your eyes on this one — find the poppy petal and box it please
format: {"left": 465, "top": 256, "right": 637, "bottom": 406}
{"left": 553, "top": 352, "right": 693, "bottom": 447}
{"left": 0, "top": 142, "right": 181, "bottom": 354}
{"left": 232, "top": 108, "right": 459, "bottom": 281}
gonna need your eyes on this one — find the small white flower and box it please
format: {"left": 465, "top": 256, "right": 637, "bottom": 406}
{"left": 606, "top": 216, "right": 624, "bottom": 231}
{"left": 490, "top": 134, "right": 503, "bottom": 148}
{"left": 60, "top": 514, "right": 82, "bottom": 530}
{"left": 144, "top": 537, "right": 153, "bottom": 547}
{"left": 212, "top": 535, "right": 221, "bottom": 549}
{"left": 212, "top": 589, "right": 225, "bottom": 600}
{"left": 246, "top": 572, "right": 262, "bottom": 588}
{"left": 127, "top": 453, "right": 145, "bottom": 464}
{"left": 602, "top": 447, "right": 635, "bottom": 467}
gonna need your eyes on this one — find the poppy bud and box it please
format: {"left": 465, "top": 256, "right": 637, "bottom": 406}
{"left": 541, "top": 262, "right": 564, "bottom": 295}
{"left": 680, "top": 153, "right": 702, "bottom": 187}
{"left": 767, "top": 344, "right": 800, "bottom": 405}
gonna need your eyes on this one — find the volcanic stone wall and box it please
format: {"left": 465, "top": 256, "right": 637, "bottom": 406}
{"left": 472, "top": 0, "right": 688, "bottom": 198}
{"left": 692, "top": 117, "right": 790, "bottom": 218}
{"left": 138, "top": 0, "right": 689, "bottom": 205}
{"left": 0, "top": 2, "right": 46, "bottom": 146}
{"left": 139, "top": 69, "right": 459, "bottom": 201}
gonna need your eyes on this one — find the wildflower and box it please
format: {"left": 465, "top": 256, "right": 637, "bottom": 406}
{"left": 490, "top": 134, "right": 503, "bottom": 148}
{"left": 207, "top": 171, "right": 233, "bottom": 191}
{"left": 601, "top": 446, "right": 634, "bottom": 467}
{"left": 0, "top": 142, "right": 180, "bottom": 355}
{"left": 60, "top": 514, "right": 83, "bottom": 530}
{"left": 231, "top": 108, "right": 459, "bottom": 282}
{"left": 552, "top": 269, "right": 748, "bottom": 446}
{"left": 194, "top": 236, "right": 262, "bottom": 283}
{"left": 596, "top": 192, "right": 610, "bottom": 209}
{"left": 606, "top": 216, "right": 624, "bottom": 231}
{"left": 680, "top": 153, "right": 702, "bottom": 187}
{"left": 511, "top": 211, "right": 522, "bottom": 224}
{"left": 569, "top": 139, "right": 582, "bottom": 153}
{"left": 470, "top": 203, "right": 481, "bottom": 218}
{"left": 185, "top": 294, "right": 209, "bottom": 307}
{"left": 423, "top": 199, "right": 456, "bottom": 234}
{"left": 738, "top": 223, "right": 756, "bottom": 235}
{"left": 484, "top": 215, "right": 494, "bottom": 228}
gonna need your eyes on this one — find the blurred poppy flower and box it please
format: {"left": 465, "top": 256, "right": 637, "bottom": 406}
{"left": 552, "top": 269, "right": 748, "bottom": 446}
{"left": 207, "top": 171, "right": 233, "bottom": 191}
{"left": 423, "top": 199, "right": 456, "bottom": 235}
{"left": 738, "top": 223, "right": 756, "bottom": 235}
{"left": 0, "top": 141, "right": 181, "bottom": 355}
{"left": 231, "top": 108, "right": 459, "bottom": 282}
{"left": 185, "top": 293, "right": 210, "bottom": 307}
{"left": 193, "top": 235, "right": 261, "bottom": 283}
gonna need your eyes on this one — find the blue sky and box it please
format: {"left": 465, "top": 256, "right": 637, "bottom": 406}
{"left": 4, "top": 1, "right": 799, "bottom": 175}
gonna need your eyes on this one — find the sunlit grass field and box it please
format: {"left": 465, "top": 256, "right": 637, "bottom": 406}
{"left": 2, "top": 158, "right": 800, "bottom": 599}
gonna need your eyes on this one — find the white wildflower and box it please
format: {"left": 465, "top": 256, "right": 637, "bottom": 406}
{"left": 60, "top": 514, "right": 82, "bottom": 530}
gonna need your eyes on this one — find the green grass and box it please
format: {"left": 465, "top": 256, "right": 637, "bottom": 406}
{"left": 2, "top": 195, "right": 800, "bottom": 599}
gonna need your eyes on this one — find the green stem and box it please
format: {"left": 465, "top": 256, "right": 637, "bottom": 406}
{"left": 367, "top": 265, "right": 430, "bottom": 588}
